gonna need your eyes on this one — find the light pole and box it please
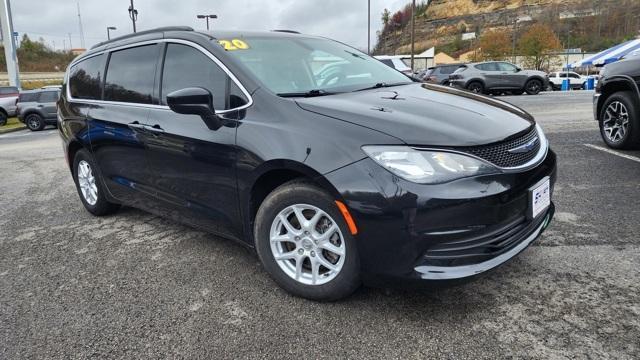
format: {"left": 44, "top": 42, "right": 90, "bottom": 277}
{"left": 367, "top": 0, "right": 370, "bottom": 55}
{"left": 196, "top": 14, "right": 217, "bottom": 30}
{"left": 128, "top": 0, "right": 138, "bottom": 33}
{"left": 410, "top": 0, "right": 416, "bottom": 72}
{"left": 107, "top": 26, "right": 117, "bottom": 40}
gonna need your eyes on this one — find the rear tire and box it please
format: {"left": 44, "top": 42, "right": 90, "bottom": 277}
{"left": 72, "top": 149, "right": 120, "bottom": 216}
{"left": 25, "top": 113, "right": 45, "bottom": 131}
{"left": 466, "top": 81, "right": 484, "bottom": 94}
{"left": 525, "top": 79, "right": 543, "bottom": 95}
{"left": 0, "top": 112, "right": 7, "bottom": 126}
{"left": 599, "top": 91, "right": 640, "bottom": 149}
{"left": 254, "top": 180, "right": 360, "bottom": 301}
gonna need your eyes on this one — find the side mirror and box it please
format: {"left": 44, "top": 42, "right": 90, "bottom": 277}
{"left": 515, "top": 67, "right": 522, "bottom": 72}
{"left": 166, "top": 87, "right": 222, "bottom": 130}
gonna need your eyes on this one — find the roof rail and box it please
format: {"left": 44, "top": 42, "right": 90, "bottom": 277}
{"left": 271, "top": 29, "right": 300, "bottom": 34}
{"left": 91, "top": 26, "right": 194, "bottom": 49}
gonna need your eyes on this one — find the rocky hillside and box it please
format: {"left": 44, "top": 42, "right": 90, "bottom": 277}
{"left": 375, "top": 0, "right": 640, "bottom": 56}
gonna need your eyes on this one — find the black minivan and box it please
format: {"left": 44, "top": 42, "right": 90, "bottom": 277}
{"left": 59, "top": 27, "right": 556, "bottom": 300}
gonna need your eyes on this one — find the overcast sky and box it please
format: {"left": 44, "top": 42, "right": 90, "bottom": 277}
{"left": 10, "top": 0, "right": 409, "bottom": 51}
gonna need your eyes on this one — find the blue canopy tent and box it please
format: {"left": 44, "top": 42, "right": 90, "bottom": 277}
{"left": 570, "top": 39, "right": 640, "bottom": 68}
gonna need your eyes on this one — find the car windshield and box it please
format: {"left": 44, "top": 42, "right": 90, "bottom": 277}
{"left": 219, "top": 36, "right": 412, "bottom": 96}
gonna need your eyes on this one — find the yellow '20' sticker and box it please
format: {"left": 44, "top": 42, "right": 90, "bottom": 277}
{"left": 218, "top": 39, "right": 249, "bottom": 51}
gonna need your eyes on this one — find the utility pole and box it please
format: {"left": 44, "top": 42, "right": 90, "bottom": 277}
{"left": 512, "top": 19, "right": 518, "bottom": 63}
{"left": 196, "top": 14, "right": 217, "bottom": 30}
{"left": 68, "top": 33, "right": 72, "bottom": 49}
{"left": 77, "top": 1, "right": 85, "bottom": 48}
{"left": 0, "top": 0, "right": 20, "bottom": 88}
{"left": 410, "top": 0, "right": 416, "bottom": 72}
{"left": 128, "top": 0, "right": 138, "bottom": 33}
{"left": 367, "top": 0, "right": 371, "bottom": 55}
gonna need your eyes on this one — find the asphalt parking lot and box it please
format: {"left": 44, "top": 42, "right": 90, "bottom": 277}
{"left": 1, "top": 91, "right": 639, "bottom": 359}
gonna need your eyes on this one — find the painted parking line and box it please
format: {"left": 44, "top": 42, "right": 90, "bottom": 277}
{"left": 583, "top": 143, "right": 640, "bottom": 163}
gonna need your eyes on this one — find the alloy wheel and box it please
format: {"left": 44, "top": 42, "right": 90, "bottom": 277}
{"left": 603, "top": 101, "right": 629, "bottom": 143}
{"left": 77, "top": 160, "right": 98, "bottom": 205}
{"left": 27, "top": 115, "right": 41, "bottom": 130}
{"left": 527, "top": 80, "right": 541, "bottom": 94}
{"left": 269, "top": 204, "right": 346, "bottom": 286}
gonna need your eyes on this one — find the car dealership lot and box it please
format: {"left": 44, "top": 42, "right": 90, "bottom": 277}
{"left": 1, "top": 92, "right": 639, "bottom": 358}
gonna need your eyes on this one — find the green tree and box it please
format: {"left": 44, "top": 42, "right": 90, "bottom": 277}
{"left": 381, "top": 8, "right": 391, "bottom": 26}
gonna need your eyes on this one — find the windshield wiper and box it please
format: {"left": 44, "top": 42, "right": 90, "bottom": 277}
{"left": 352, "top": 82, "right": 412, "bottom": 92}
{"left": 277, "top": 89, "right": 336, "bottom": 98}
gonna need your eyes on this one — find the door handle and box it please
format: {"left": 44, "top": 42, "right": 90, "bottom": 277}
{"left": 143, "top": 124, "right": 164, "bottom": 133}
{"left": 128, "top": 121, "right": 145, "bottom": 129}
{"left": 37, "top": 105, "right": 44, "bottom": 108}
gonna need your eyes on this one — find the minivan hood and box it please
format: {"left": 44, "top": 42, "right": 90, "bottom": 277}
{"left": 295, "top": 83, "right": 535, "bottom": 146}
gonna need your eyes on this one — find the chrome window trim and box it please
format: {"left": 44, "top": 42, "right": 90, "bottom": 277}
{"left": 412, "top": 124, "right": 549, "bottom": 173}
{"left": 66, "top": 38, "right": 253, "bottom": 115}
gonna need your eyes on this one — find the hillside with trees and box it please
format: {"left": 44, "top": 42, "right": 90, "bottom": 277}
{"left": 375, "top": 0, "right": 640, "bottom": 69}
{"left": 0, "top": 35, "right": 75, "bottom": 72}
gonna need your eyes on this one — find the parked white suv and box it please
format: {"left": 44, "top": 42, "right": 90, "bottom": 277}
{"left": 548, "top": 71, "right": 587, "bottom": 90}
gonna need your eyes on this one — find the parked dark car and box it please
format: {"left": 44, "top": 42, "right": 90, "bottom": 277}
{"left": 59, "top": 27, "right": 556, "bottom": 301}
{"left": 0, "top": 86, "right": 19, "bottom": 126}
{"left": 17, "top": 89, "right": 60, "bottom": 131}
{"left": 419, "top": 63, "right": 464, "bottom": 85}
{"left": 593, "top": 53, "right": 640, "bottom": 149}
{"left": 449, "top": 61, "right": 549, "bottom": 95}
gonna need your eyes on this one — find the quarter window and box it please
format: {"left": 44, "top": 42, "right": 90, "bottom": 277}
{"left": 39, "top": 91, "right": 59, "bottom": 102}
{"left": 161, "top": 43, "right": 247, "bottom": 110}
{"left": 104, "top": 45, "right": 158, "bottom": 104}
{"left": 69, "top": 54, "right": 106, "bottom": 100}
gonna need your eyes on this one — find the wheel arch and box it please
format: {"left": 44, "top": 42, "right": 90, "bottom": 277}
{"left": 0, "top": 107, "right": 7, "bottom": 117}
{"left": 243, "top": 159, "right": 343, "bottom": 244}
{"left": 465, "top": 78, "right": 486, "bottom": 89}
{"left": 66, "top": 140, "right": 85, "bottom": 173}
{"left": 597, "top": 77, "right": 640, "bottom": 121}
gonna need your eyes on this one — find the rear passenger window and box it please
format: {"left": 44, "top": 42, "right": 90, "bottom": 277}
{"left": 0, "top": 87, "right": 18, "bottom": 95}
{"left": 69, "top": 54, "right": 106, "bottom": 100}
{"left": 161, "top": 43, "right": 247, "bottom": 110}
{"left": 18, "top": 93, "right": 38, "bottom": 102}
{"left": 104, "top": 45, "right": 158, "bottom": 104}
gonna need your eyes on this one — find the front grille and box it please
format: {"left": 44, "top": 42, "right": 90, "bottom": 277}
{"left": 461, "top": 127, "right": 541, "bottom": 168}
{"left": 423, "top": 211, "right": 549, "bottom": 267}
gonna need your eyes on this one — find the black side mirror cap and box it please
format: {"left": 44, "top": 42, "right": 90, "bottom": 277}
{"left": 166, "top": 87, "right": 222, "bottom": 130}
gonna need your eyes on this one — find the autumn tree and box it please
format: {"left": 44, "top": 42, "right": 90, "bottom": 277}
{"left": 518, "top": 23, "right": 562, "bottom": 70}
{"left": 477, "top": 30, "right": 512, "bottom": 61}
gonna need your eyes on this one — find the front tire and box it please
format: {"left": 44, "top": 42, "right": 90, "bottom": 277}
{"left": 25, "top": 113, "right": 45, "bottom": 131}
{"left": 73, "top": 149, "right": 120, "bottom": 216}
{"left": 254, "top": 180, "right": 360, "bottom": 301}
{"left": 599, "top": 91, "right": 640, "bottom": 149}
{"left": 467, "top": 81, "right": 484, "bottom": 94}
{"left": 525, "top": 79, "right": 543, "bottom": 95}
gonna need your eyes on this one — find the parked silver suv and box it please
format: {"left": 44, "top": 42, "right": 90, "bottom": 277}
{"left": 17, "top": 89, "right": 60, "bottom": 131}
{"left": 449, "top": 61, "right": 549, "bottom": 95}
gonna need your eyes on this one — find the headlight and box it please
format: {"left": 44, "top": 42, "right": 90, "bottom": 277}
{"left": 362, "top": 146, "right": 499, "bottom": 184}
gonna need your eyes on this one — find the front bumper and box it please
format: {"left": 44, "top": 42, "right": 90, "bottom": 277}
{"left": 324, "top": 149, "right": 557, "bottom": 287}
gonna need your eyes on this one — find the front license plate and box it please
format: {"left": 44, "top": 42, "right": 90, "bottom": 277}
{"left": 530, "top": 177, "right": 551, "bottom": 219}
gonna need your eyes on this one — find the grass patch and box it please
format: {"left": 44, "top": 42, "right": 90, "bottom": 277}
{"left": 21, "top": 80, "right": 63, "bottom": 90}
{"left": 0, "top": 117, "right": 25, "bottom": 133}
